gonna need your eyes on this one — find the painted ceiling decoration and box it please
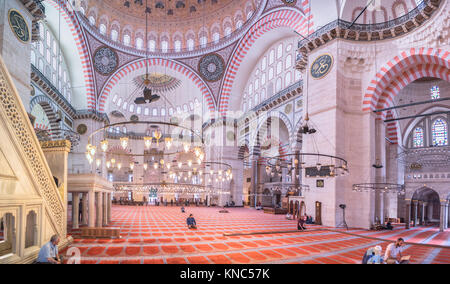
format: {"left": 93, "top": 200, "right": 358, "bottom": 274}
{"left": 198, "top": 53, "right": 225, "bottom": 82}
{"left": 132, "top": 73, "right": 182, "bottom": 93}
{"left": 93, "top": 46, "right": 120, "bottom": 76}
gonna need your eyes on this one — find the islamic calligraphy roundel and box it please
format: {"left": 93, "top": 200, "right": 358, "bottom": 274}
{"left": 310, "top": 54, "right": 334, "bottom": 80}
{"left": 8, "top": 9, "right": 30, "bottom": 43}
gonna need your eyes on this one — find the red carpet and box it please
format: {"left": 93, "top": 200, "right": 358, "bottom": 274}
{"left": 64, "top": 206, "right": 450, "bottom": 264}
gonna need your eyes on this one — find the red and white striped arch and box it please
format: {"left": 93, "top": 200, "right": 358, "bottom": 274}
{"left": 385, "top": 111, "right": 399, "bottom": 144}
{"left": 98, "top": 58, "right": 216, "bottom": 113}
{"left": 362, "top": 48, "right": 450, "bottom": 112}
{"left": 46, "top": 0, "right": 96, "bottom": 109}
{"left": 219, "top": 6, "right": 313, "bottom": 115}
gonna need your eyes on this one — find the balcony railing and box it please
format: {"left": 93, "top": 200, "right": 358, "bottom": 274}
{"left": 31, "top": 64, "right": 76, "bottom": 115}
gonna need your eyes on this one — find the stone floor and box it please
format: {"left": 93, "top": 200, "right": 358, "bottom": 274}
{"left": 63, "top": 206, "right": 450, "bottom": 264}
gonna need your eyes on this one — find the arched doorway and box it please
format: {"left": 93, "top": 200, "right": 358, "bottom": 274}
{"left": 410, "top": 187, "right": 441, "bottom": 228}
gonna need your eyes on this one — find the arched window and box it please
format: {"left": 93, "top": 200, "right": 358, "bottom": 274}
{"left": 432, "top": 118, "right": 448, "bottom": 146}
{"left": 123, "top": 34, "right": 131, "bottom": 46}
{"left": 276, "top": 61, "right": 282, "bottom": 75}
{"left": 136, "top": 38, "right": 144, "bottom": 50}
{"left": 174, "top": 40, "right": 181, "bottom": 52}
{"left": 269, "top": 50, "right": 275, "bottom": 65}
{"left": 99, "top": 24, "right": 107, "bottom": 35}
{"left": 268, "top": 67, "right": 274, "bottom": 81}
{"left": 285, "top": 54, "right": 292, "bottom": 69}
{"left": 149, "top": 40, "right": 156, "bottom": 52}
{"left": 161, "top": 41, "right": 168, "bottom": 53}
{"left": 236, "top": 20, "right": 243, "bottom": 29}
{"left": 88, "top": 16, "right": 95, "bottom": 25}
{"left": 213, "top": 32, "right": 220, "bottom": 43}
{"left": 153, "top": 108, "right": 158, "bottom": 116}
{"left": 413, "top": 127, "right": 424, "bottom": 148}
{"left": 199, "top": 36, "right": 207, "bottom": 47}
{"left": 431, "top": 86, "right": 440, "bottom": 100}
{"left": 276, "top": 77, "right": 282, "bottom": 92}
{"left": 261, "top": 73, "right": 266, "bottom": 86}
{"left": 129, "top": 104, "right": 134, "bottom": 113}
{"left": 277, "top": 43, "right": 283, "bottom": 59}
{"left": 111, "top": 30, "right": 119, "bottom": 41}
{"left": 161, "top": 108, "right": 166, "bottom": 116}
{"left": 224, "top": 27, "right": 232, "bottom": 36}
{"left": 144, "top": 107, "right": 149, "bottom": 116}
{"left": 285, "top": 72, "right": 292, "bottom": 86}
{"left": 187, "top": 39, "right": 194, "bottom": 51}
{"left": 136, "top": 106, "right": 142, "bottom": 114}
{"left": 261, "top": 57, "right": 267, "bottom": 71}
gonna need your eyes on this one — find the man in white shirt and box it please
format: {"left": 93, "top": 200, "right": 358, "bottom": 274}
{"left": 384, "top": 238, "right": 410, "bottom": 264}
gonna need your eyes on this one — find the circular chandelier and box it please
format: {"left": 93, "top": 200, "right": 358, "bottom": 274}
{"left": 352, "top": 183, "right": 405, "bottom": 195}
{"left": 85, "top": 120, "right": 204, "bottom": 165}
{"left": 84, "top": 120, "right": 234, "bottom": 187}
{"left": 264, "top": 153, "right": 349, "bottom": 178}
{"left": 114, "top": 182, "right": 230, "bottom": 195}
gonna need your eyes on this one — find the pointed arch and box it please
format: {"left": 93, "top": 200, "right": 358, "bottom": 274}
{"left": 98, "top": 58, "right": 216, "bottom": 113}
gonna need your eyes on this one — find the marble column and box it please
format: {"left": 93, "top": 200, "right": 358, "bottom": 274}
{"left": 405, "top": 201, "right": 411, "bottom": 229}
{"left": 72, "top": 192, "right": 80, "bottom": 229}
{"left": 82, "top": 193, "right": 88, "bottom": 226}
{"left": 103, "top": 193, "right": 108, "bottom": 227}
{"left": 107, "top": 193, "right": 112, "bottom": 223}
{"left": 420, "top": 202, "right": 426, "bottom": 225}
{"left": 251, "top": 159, "right": 259, "bottom": 207}
{"left": 444, "top": 202, "right": 449, "bottom": 230}
{"left": 88, "top": 191, "right": 95, "bottom": 228}
{"left": 439, "top": 201, "right": 446, "bottom": 232}
{"left": 96, "top": 192, "right": 103, "bottom": 227}
{"left": 412, "top": 201, "right": 418, "bottom": 227}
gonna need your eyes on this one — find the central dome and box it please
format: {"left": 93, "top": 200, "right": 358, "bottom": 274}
{"left": 80, "top": 0, "right": 259, "bottom": 53}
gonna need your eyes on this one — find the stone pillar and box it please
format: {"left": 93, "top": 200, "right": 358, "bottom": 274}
{"left": 107, "top": 193, "right": 112, "bottom": 223}
{"left": 420, "top": 202, "right": 426, "bottom": 225}
{"left": 412, "top": 201, "right": 418, "bottom": 227}
{"left": 96, "top": 192, "right": 103, "bottom": 227}
{"left": 439, "top": 201, "right": 446, "bottom": 232}
{"left": 103, "top": 193, "right": 108, "bottom": 226}
{"left": 72, "top": 192, "right": 80, "bottom": 229}
{"left": 405, "top": 201, "right": 411, "bottom": 229}
{"left": 88, "top": 191, "right": 95, "bottom": 228}
{"left": 82, "top": 193, "right": 88, "bottom": 226}
{"left": 251, "top": 159, "right": 259, "bottom": 207}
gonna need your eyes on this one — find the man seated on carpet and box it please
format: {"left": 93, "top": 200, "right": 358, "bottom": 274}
{"left": 187, "top": 214, "right": 197, "bottom": 229}
{"left": 181, "top": 206, "right": 185, "bottom": 213}
{"left": 385, "top": 222, "right": 394, "bottom": 230}
{"left": 36, "top": 235, "right": 62, "bottom": 264}
{"left": 297, "top": 216, "right": 307, "bottom": 231}
{"left": 286, "top": 213, "right": 293, "bottom": 220}
{"left": 385, "top": 238, "right": 410, "bottom": 264}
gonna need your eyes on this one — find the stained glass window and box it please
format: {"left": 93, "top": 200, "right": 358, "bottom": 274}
{"left": 431, "top": 86, "right": 440, "bottom": 100}
{"left": 413, "top": 127, "right": 424, "bottom": 148}
{"left": 432, "top": 118, "right": 448, "bottom": 146}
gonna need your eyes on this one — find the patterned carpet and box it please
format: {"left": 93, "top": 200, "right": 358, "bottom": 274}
{"left": 63, "top": 206, "right": 450, "bottom": 264}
